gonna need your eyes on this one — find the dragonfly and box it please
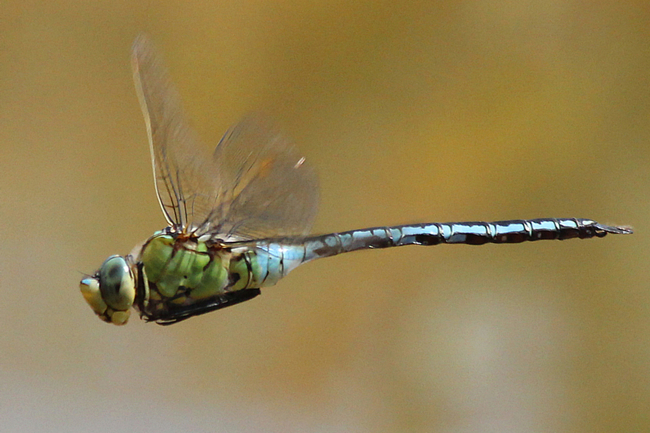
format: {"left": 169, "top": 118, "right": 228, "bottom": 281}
{"left": 80, "top": 35, "right": 632, "bottom": 325}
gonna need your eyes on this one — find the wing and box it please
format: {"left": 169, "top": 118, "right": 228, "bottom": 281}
{"left": 204, "top": 115, "right": 319, "bottom": 239}
{"left": 131, "top": 35, "right": 318, "bottom": 239}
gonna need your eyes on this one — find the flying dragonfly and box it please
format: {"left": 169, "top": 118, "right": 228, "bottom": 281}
{"left": 80, "top": 35, "right": 632, "bottom": 325}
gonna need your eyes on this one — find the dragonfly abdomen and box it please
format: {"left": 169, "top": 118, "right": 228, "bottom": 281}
{"left": 301, "top": 218, "right": 631, "bottom": 261}
{"left": 235, "top": 242, "right": 311, "bottom": 288}
{"left": 398, "top": 218, "right": 629, "bottom": 245}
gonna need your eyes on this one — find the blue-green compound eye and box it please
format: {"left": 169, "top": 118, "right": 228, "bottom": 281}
{"left": 99, "top": 255, "right": 135, "bottom": 311}
{"left": 80, "top": 255, "right": 135, "bottom": 325}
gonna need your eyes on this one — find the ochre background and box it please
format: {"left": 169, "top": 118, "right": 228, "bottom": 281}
{"left": 2, "top": 2, "right": 649, "bottom": 432}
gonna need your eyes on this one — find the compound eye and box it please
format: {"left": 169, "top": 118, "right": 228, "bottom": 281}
{"left": 99, "top": 255, "right": 136, "bottom": 312}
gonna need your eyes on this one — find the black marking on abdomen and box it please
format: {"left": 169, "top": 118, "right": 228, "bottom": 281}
{"left": 413, "top": 234, "right": 442, "bottom": 245}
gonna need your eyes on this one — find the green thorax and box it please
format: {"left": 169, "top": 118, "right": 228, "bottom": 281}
{"left": 134, "top": 231, "right": 272, "bottom": 318}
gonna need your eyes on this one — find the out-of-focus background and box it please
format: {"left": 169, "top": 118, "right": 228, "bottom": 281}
{"left": 2, "top": 2, "right": 649, "bottom": 432}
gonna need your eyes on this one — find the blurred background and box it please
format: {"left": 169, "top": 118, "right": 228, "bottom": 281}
{"left": 1, "top": 1, "right": 649, "bottom": 432}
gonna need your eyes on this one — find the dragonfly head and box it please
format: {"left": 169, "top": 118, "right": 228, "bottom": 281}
{"left": 80, "top": 255, "right": 136, "bottom": 325}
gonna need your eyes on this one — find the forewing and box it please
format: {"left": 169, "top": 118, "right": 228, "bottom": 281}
{"left": 131, "top": 34, "right": 216, "bottom": 231}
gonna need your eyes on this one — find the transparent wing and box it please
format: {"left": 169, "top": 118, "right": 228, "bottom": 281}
{"left": 131, "top": 35, "right": 209, "bottom": 230}
{"left": 206, "top": 115, "right": 319, "bottom": 239}
{"left": 131, "top": 35, "right": 318, "bottom": 239}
